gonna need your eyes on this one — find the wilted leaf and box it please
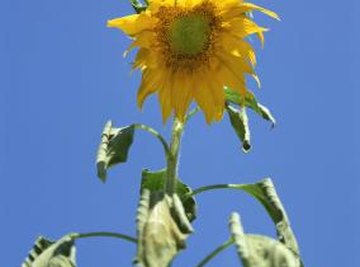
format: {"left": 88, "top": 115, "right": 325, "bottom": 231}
{"left": 96, "top": 121, "right": 135, "bottom": 182}
{"left": 141, "top": 169, "right": 197, "bottom": 222}
{"left": 22, "top": 235, "right": 76, "bottom": 267}
{"left": 190, "top": 178, "right": 303, "bottom": 264}
{"left": 229, "top": 212, "right": 299, "bottom": 267}
{"left": 228, "top": 213, "right": 250, "bottom": 265}
{"left": 240, "top": 179, "right": 300, "bottom": 257}
{"left": 226, "top": 105, "right": 251, "bottom": 152}
{"left": 135, "top": 189, "right": 151, "bottom": 267}
{"left": 225, "top": 87, "right": 276, "bottom": 127}
{"left": 134, "top": 190, "right": 193, "bottom": 267}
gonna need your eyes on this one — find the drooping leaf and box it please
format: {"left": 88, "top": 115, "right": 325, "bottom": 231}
{"left": 22, "top": 235, "right": 76, "bottom": 267}
{"left": 141, "top": 169, "right": 197, "bottom": 222}
{"left": 190, "top": 178, "right": 303, "bottom": 264}
{"left": 134, "top": 190, "right": 193, "bottom": 267}
{"left": 135, "top": 189, "right": 151, "bottom": 267}
{"left": 229, "top": 212, "right": 300, "bottom": 267}
{"left": 226, "top": 105, "right": 251, "bottom": 152}
{"left": 228, "top": 213, "right": 250, "bottom": 266}
{"left": 130, "top": 0, "right": 147, "bottom": 13}
{"left": 240, "top": 179, "right": 300, "bottom": 257}
{"left": 225, "top": 87, "right": 276, "bottom": 127}
{"left": 257, "top": 104, "right": 276, "bottom": 128}
{"left": 22, "top": 237, "right": 54, "bottom": 267}
{"left": 96, "top": 121, "right": 135, "bottom": 182}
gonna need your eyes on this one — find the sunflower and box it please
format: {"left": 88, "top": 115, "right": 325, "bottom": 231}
{"left": 108, "top": 0, "right": 279, "bottom": 123}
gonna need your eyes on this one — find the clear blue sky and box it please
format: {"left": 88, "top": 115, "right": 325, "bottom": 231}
{"left": 0, "top": 0, "right": 359, "bottom": 266}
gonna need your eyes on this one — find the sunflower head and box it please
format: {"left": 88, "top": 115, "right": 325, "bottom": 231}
{"left": 108, "top": 0, "right": 279, "bottom": 123}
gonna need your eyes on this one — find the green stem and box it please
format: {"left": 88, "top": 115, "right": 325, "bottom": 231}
{"left": 71, "top": 231, "right": 137, "bottom": 244}
{"left": 165, "top": 118, "right": 185, "bottom": 195}
{"left": 184, "top": 184, "right": 247, "bottom": 200}
{"left": 134, "top": 123, "right": 170, "bottom": 157}
{"left": 195, "top": 239, "right": 234, "bottom": 267}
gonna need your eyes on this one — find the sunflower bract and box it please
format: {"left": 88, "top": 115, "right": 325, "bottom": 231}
{"left": 108, "top": 0, "right": 279, "bottom": 123}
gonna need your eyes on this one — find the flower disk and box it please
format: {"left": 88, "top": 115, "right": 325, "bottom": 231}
{"left": 108, "top": 0, "right": 279, "bottom": 123}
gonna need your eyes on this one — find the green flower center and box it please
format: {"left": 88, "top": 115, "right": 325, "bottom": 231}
{"left": 168, "top": 14, "right": 211, "bottom": 56}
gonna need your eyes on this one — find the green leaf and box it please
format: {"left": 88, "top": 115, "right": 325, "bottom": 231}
{"left": 224, "top": 86, "right": 243, "bottom": 105}
{"left": 225, "top": 87, "right": 276, "bottom": 127}
{"left": 96, "top": 121, "right": 135, "bottom": 182}
{"left": 22, "top": 235, "right": 76, "bottom": 267}
{"left": 141, "top": 169, "right": 197, "bottom": 222}
{"left": 130, "top": 0, "right": 147, "bottom": 13}
{"left": 226, "top": 105, "right": 251, "bottom": 152}
{"left": 135, "top": 190, "right": 193, "bottom": 267}
{"left": 229, "top": 212, "right": 300, "bottom": 267}
{"left": 257, "top": 104, "right": 276, "bottom": 128}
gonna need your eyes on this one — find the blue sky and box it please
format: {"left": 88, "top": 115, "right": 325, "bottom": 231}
{"left": 0, "top": 0, "right": 359, "bottom": 266}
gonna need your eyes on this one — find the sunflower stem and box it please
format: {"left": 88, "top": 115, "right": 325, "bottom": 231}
{"left": 165, "top": 118, "right": 185, "bottom": 195}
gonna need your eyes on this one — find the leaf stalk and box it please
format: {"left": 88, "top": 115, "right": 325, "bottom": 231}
{"left": 71, "top": 231, "right": 137, "bottom": 244}
{"left": 134, "top": 123, "right": 170, "bottom": 156}
{"left": 184, "top": 184, "right": 247, "bottom": 200}
{"left": 195, "top": 239, "right": 234, "bottom": 267}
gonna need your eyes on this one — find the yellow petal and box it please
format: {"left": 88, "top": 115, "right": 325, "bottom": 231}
{"left": 107, "top": 13, "right": 155, "bottom": 36}
{"left": 133, "top": 49, "right": 150, "bottom": 70}
{"left": 137, "top": 69, "right": 164, "bottom": 108}
{"left": 173, "top": 0, "right": 197, "bottom": 8}
{"left": 257, "top": 31, "right": 265, "bottom": 47}
{"left": 238, "top": 3, "right": 280, "bottom": 21}
{"left": 222, "top": 3, "right": 280, "bottom": 21}
{"left": 148, "top": 0, "right": 178, "bottom": 12}
{"left": 172, "top": 72, "right": 193, "bottom": 121}
{"left": 219, "top": 53, "right": 260, "bottom": 90}
{"left": 207, "top": 71, "right": 226, "bottom": 107}
{"left": 228, "top": 16, "right": 268, "bottom": 39}
{"left": 192, "top": 72, "right": 218, "bottom": 123}
{"left": 237, "top": 41, "right": 256, "bottom": 66}
{"left": 131, "top": 31, "right": 156, "bottom": 50}
{"left": 133, "top": 48, "right": 160, "bottom": 70}
{"left": 207, "top": 73, "right": 226, "bottom": 121}
{"left": 217, "top": 57, "right": 247, "bottom": 96}
{"left": 220, "top": 33, "right": 257, "bottom": 66}
{"left": 158, "top": 82, "right": 174, "bottom": 123}
{"left": 219, "top": 51, "right": 253, "bottom": 75}
{"left": 217, "top": 0, "right": 242, "bottom": 10}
